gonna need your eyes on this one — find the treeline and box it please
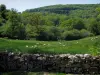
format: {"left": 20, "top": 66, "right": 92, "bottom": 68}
{"left": 0, "top": 4, "right": 100, "bottom": 41}
{"left": 25, "top": 4, "right": 99, "bottom": 18}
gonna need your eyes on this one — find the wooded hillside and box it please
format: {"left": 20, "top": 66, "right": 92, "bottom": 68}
{"left": 0, "top": 4, "right": 100, "bottom": 40}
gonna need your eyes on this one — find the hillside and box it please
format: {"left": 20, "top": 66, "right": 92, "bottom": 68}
{"left": 0, "top": 4, "right": 100, "bottom": 41}
{"left": 25, "top": 4, "right": 100, "bottom": 18}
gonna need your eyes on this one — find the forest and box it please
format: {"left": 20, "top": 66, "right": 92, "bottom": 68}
{"left": 0, "top": 4, "right": 100, "bottom": 41}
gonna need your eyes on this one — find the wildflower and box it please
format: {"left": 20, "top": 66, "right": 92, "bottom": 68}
{"left": 63, "top": 45, "right": 65, "bottom": 46}
{"left": 43, "top": 44, "right": 46, "bottom": 46}
{"left": 34, "top": 45, "right": 37, "bottom": 48}
{"left": 48, "top": 44, "right": 50, "bottom": 46}
{"left": 59, "top": 42, "right": 61, "bottom": 44}
{"left": 95, "top": 37, "right": 98, "bottom": 39}
{"left": 36, "top": 43, "right": 39, "bottom": 44}
{"left": 91, "top": 38, "right": 93, "bottom": 41}
{"left": 26, "top": 45, "right": 28, "bottom": 48}
{"left": 30, "top": 46, "right": 34, "bottom": 48}
{"left": 76, "top": 41, "right": 78, "bottom": 44}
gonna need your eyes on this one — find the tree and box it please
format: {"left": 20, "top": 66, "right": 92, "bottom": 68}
{"left": 0, "top": 4, "right": 7, "bottom": 21}
{"left": 4, "top": 9, "right": 26, "bottom": 39}
{"left": 62, "top": 29, "right": 81, "bottom": 40}
{"left": 25, "top": 24, "right": 37, "bottom": 39}
{"left": 24, "top": 13, "right": 43, "bottom": 35}
{"left": 0, "top": 15, "right": 3, "bottom": 26}
{"left": 60, "top": 18, "right": 85, "bottom": 30}
{"left": 36, "top": 26, "right": 61, "bottom": 41}
{"left": 47, "top": 26, "right": 61, "bottom": 41}
{"left": 0, "top": 21, "right": 10, "bottom": 37}
{"left": 80, "top": 29, "right": 94, "bottom": 38}
{"left": 72, "top": 18, "right": 85, "bottom": 30}
{"left": 35, "top": 27, "right": 49, "bottom": 41}
{"left": 0, "top": 4, "right": 6, "bottom": 11}
{"left": 88, "top": 18, "right": 100, "bottom": 35}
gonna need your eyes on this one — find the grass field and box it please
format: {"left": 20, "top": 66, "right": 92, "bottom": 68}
{"left": 0, "top": 36, "right": 100, "bottom": 54}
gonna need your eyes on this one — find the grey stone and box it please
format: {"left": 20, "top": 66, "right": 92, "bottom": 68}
{"left": 0, "top": 52, "right": 100, "bottom": 74}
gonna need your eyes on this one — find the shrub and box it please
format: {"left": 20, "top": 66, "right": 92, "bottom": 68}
{"left": 36, "top": 26, "right": 61, "bottom": 41}
{"left": 89, "top": 46, "right": 100, "bottom": 56}
{"left": 80, "top": 29, "right": 94, "bottom": 38}
{"left": 62, "top": 29, "right": 81, "bottom": 40}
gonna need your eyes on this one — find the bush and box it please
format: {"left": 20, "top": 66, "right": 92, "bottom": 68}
{"left": 36, "top": 26, "right": 61, "bottom": 41}
{"left": 80, "top": 29, "right": 94, "bottom": 38}
{"left": 36, "top": 30, "right": 50, "bottom": 41}
{"left": 88, "top": 18, "right": 100, "bottom": 35}
{"left": 62, "top": 29, "right": 81, "bottom": 40}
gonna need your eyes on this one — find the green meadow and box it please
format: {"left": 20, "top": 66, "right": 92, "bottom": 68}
{"left": 0, "top": 36, "right": 100, "bottom": 54}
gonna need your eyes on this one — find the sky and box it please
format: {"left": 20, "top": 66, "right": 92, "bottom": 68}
{"left": 0, "top": 0, "right": 100, "bottom": 12}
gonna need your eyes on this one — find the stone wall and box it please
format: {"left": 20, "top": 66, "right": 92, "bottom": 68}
{"left": 0, "top": 52, "right": 100, "bottom": 74}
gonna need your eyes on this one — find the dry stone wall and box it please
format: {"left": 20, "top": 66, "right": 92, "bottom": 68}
{"left": 0, "top": 52, "right": 100, "bottom": 74}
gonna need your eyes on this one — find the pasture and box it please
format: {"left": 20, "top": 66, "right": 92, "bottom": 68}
{"left": 0, "top": 36, "right": 100, "bottom": 54}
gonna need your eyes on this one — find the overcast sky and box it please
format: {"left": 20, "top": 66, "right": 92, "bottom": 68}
{"left": 0, "top": 0, "right": 100, "bottom": 12}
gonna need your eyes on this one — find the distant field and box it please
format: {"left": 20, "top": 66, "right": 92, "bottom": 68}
{"left": 0, "top": 36, "right": 100, "bottom": 54}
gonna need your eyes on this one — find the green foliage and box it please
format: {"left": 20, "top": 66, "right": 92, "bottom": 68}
{"left": 0, "top": 4, "right": 7, "bottom": 19}
{"left": 0, "top": 4, "right": 8, "bottom": 26}
{"left": 95, "top": 7, "right": 100, "bottom": 13}
{"left": 36, "top": 26, "right": 61, "bottom": 41}
{"left": 72, "top": 18, "right": 85, "bottom": 30}
{"left": 62, "top": 29, "right": 81, "bottom": 40}
{"left": 2, "top": 9, "right": 26, "bottom": 39}
{"left": 48, "top": 26, "right": 61, "bottom": 40}
{"left": 60, "top": 18, "right": 85, "bottom": 30}
{"left": 0, "top": 4, "right": 6, "bottom": 11}
{"left": 25, "top": 24, "right": 37, "bottom": 39}
{"left": 0, "top": 21, "right": 11, "bottom": 36}
{"left": 60, "top": 19, "right": 73, "bottom": 29}
{"left": 80, "top": 29, "right": 94, "bottom": 38}
{"left": 88, "top": 18, "right": 100, "bottom": 35}
{"left": 0, "top": 4, "right": 100, "bottom": 41}
{"left": 89, "top": 46, "right": 100, "bottom": 56}
{"left": 25, "top": 4, "right": 99, "bottom": 18}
